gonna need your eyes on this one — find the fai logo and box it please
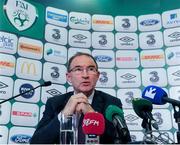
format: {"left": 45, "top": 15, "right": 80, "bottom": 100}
{"left": 4, "top": 0, "right": 38, "bottom": 31}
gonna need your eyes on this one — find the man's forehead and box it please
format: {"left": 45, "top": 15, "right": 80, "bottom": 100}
{"left": 71, "top": 55, "right": 95, "bottom": 65}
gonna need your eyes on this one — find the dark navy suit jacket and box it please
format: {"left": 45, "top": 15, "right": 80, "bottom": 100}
{"left": 30, "top": 90, "right": 131, "bottom": 144}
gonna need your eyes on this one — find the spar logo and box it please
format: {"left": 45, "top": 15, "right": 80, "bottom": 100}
{"left": 4, "top": 0, "right": 38, "bottom": 31}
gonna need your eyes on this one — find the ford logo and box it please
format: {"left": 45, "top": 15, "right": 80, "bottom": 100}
{"left": 140, "top": 19, "right": 159, "bottom": 26}
{"left": 10, "top": 134, "right": 31, "bottom": 143}
{"left": 94, "top": 55, "right": 112, "bottom": 62}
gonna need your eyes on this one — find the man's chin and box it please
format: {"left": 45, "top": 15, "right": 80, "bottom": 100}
{"left": 79, "top": 88, "right": 93, "bottom": 94}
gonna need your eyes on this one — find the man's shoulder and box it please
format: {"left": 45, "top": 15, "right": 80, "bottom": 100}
{"left": 95, "top": 89, "right": 122, "bottom": 107}
{"left": 48, "top": 91, "right": 73, "bottom": 103}
{"left": 95, "top": 90, "right": 120, "bottom": 101}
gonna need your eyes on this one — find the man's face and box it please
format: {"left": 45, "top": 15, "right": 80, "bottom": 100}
{"left": 66, "top": 55, "right": 100, "bottom": 95}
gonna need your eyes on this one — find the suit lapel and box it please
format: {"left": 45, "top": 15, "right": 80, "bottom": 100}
{"left": 91, "top": 90, "right": 105, "bottom": 113}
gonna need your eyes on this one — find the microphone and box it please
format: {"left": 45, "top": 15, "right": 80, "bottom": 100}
{"left": 82, "top": 112, "right": 105, "bottom": 144}
{"left": 132, "top": 98, "right": 158, "bottom": 130}
{"left": 142, "top": 85, "right": 180, "bottom": 107}
{"left": 0, "top": 81, "right": 52, "bottom": 104}
{"left": 105, "top": 105, "right": 131, "bottom": 143}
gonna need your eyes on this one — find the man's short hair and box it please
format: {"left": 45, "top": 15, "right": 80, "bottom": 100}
{"left": 67, "top": 52, "right": 98, "bottom": 72}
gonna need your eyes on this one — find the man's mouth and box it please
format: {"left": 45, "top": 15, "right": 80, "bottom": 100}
{"left": 81, "top": 82, "right": 90, "bottom": 85}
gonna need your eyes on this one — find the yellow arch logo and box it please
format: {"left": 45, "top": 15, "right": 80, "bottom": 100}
{"left": 21, "top": 61, "right": 36, "bottom": 75}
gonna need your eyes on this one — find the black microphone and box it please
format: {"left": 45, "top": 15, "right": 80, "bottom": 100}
{"left": 132, "top": 98, "right": 158, "bottom": 130}
{"left": 0, "top": 81, "right": 52, "bottom": 104}
{"left": 105, "top": 105, "right": 131, "bottom": 143}
{"left": 41, "top": 81, "right": 52, "bottom": 87}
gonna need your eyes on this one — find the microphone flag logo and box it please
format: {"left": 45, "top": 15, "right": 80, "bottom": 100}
{"left": 83, "top": 118, "right": 99, "bottom": 127}
{"left": 145, "top": 87, "right": 156, "bottom": 99}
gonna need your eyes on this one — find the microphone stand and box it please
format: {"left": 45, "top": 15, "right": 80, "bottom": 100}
{"left": 141, "top": 119, "right": 153, "bottom": 144}
{"left": 172, "top": 105, "right": 180, "bottom": 143}
{"left": 0, "top": 81, "right": 51, "bottom": 105}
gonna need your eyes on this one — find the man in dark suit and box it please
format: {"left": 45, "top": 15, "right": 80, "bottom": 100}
{"left": 30, "top": 52, "right": 131, "bottom": 144}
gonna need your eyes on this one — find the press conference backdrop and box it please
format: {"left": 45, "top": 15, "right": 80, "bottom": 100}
{"left": 1, "top": 0, "right": 180, "bottom": 143}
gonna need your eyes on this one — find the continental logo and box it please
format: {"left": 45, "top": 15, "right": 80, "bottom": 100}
{"left": 19, "top": 42, "right": 42, "bottom": 54}
{"left": 0, "top": 61, "right": 14, "bottom": 68}
{"left": 21, "top": 62, "right": 36, "bottom": 75}
{"left": 92, "top": 19, "right": 113, "bottom": 25}
{"left": 141, "top": 55, "right": 164, "bottom": 60}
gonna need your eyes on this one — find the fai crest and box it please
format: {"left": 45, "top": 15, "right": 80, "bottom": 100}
{"left": 4, "top": 0, "right": 38, "bottom": 31}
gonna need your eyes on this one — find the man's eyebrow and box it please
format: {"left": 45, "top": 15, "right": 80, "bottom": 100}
{"left": 72, "top": 65, "right": 96, "bottom": 68}
{"left": 72, "top": 65, "right": 81, "bottom": 68}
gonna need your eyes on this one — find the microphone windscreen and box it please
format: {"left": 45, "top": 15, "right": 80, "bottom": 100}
{"left": 42, "top": 81, "right": 52, "bottom": 87}
{"left": 105, "top": 105, "right": 124, "bottom": 122}
{"left": 142, "top": 85, "right": 167, "bottom": 105}
{"left": 82, "top": 112, "right": 105, "bottom": 135}
{"left": 132, "top": 98, "right": 152, "bottom": 119}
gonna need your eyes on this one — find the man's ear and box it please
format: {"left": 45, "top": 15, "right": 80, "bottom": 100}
{"left": 66, "top": 72, "right": 72, "bottom": 83}
{"left": 97, "top": 71, "right": 100, "bottom": 78}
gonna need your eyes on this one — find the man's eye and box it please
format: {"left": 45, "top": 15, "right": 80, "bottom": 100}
{"left": 89, "top": 67, "right": 96, "bottom": 71}
{"left": 75, "top": 68, "right": 82, "bottom": 71}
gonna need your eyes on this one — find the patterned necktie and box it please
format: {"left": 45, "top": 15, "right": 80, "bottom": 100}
{"left": 78, "top": 114, "right": 85, "bottom": 144}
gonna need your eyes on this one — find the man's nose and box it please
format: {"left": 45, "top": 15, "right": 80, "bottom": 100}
{"left": 81, "top": 69, "right": 89, "bottom": 76}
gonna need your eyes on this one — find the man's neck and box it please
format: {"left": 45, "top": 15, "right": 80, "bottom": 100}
{"left": 74, "top": 90, "right": 94, "bottom": 97}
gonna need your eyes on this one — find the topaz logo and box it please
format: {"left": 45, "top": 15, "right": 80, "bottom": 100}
{"left": 94, "top": 55, "right": 112, "bottom": 62}
{"left": 120, "top": 73, "right": 136, "bottom": 80}
{"left": 19, "top": 83, "right": 34, "bottom": 99}
{"left": 10, "top": 134, "right": 31, "bottom": 143}
{"left": 140, "top": 19, "right": 159, "bottom": 26}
